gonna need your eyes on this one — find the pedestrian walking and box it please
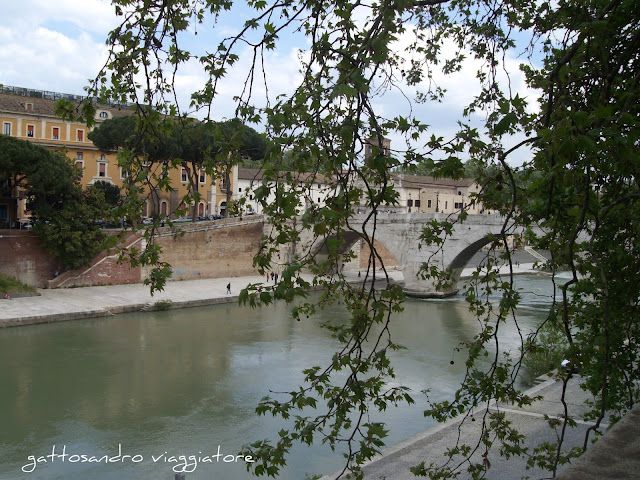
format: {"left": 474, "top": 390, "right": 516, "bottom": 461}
{"left": 266, "top": 273, "right": 269, "bottom": 282}
{"left": 274, "top": 273, "right": 278, "bottom": 283}
{"left": 226, "top": 283, "right": 231, "bottom": 294}
{"left": 270, "top": 272, "right": 274, "bottom": 281}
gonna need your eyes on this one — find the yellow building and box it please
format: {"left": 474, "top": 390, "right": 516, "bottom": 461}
{"left": 0, "top": 86, "right": 233, "bottom": 225}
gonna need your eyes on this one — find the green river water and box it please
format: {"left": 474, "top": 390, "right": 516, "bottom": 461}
{"left": 0, "top": 274, "right": 558, "bottom": 479}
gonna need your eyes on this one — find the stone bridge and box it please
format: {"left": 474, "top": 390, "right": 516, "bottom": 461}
{"left": 288, "top": 213, "right": 529, "bottom": 298}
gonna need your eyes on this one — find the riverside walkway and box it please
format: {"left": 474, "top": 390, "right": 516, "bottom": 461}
{"left": 0, "top": 262, "right": 539, "bottom": 328}
{"left": 0, "top": 274, "right": 296, "bottom": 327}
{"left": 322, "top": 375, "right": 640, "bottom": 480}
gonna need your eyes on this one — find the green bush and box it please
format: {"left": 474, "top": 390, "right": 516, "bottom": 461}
{"left": 521, "top": 320, "right": 568, "bottom": 385}
{"left": 152, "top": 299, "right": 173, "bottom": 311}
{"left": 0, "top": 273, "right": 37, "bottom": 294}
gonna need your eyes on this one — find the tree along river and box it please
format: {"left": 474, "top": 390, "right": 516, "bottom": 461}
{"left": 0, "top": 274, "right": 561, "bottom": 480}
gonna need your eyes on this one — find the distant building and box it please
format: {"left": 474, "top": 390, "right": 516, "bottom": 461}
{"left": 235, "top": 168, "right": 332, "bottom": 215}
{"left": 359, "top": 137, "right": 492, "bottom": 215}
{"left": 390, "top": 173, "right": 493, "bottom": 215}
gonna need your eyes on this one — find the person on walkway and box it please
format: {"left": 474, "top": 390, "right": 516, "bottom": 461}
{"left": 270, "top": 272, "right": 274, "bottom": 281}
{"left": 3, "top": 292, "right": 10, "bottom": 300}
{"left": 266, "top": 273, "right": 269, "bottom": 282}
{"left": 226, "top": 283, "right": 231, "bottom": 294}
{"left": 274, "top": 273, "right": 278, "bottom": 283}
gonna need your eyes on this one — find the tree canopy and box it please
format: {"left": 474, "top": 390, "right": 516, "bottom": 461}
{"left": 0, "top": 135, "right": 110, "bottom": 270}
{"left": 87, "top": 115, "right": 267, "bottom": 219}
{"left": 61, "top": 0, "right": 639, "bottom": 478}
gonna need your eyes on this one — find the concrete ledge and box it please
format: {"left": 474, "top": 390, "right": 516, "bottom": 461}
{"left": 556, "top": 403, "right": 640, "bottom": 480}
{"left": 403, "top": 288, "right": 459, "bottom": 298}
{"left": 0, "top": 296, "right": 241, "bottom": 328}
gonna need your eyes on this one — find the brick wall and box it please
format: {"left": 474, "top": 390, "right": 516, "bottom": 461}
{"left": 0, "top": 230, "right": 57, "bottom": 287}
{"left": 1, "top": 218, "right": 265, "bottom": 288}
{"left": 359, "top": 239, "right": 399, "bottom": 270}
{"left": 49, "top": 230, "right": 144, "bottom": 288}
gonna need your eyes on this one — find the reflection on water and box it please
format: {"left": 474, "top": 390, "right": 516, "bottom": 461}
{"left": 0, "top": 275, "right": 554, "bottom": 479}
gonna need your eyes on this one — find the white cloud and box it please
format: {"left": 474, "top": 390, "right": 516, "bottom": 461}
{"left": 0, "top": 0, "right": 116, "bottom": 93}
{"left": 0, "top": 0, "right": 539, "bottom": 167}
{"left": 2, "top": 0, "right": 117, "bottom": 36}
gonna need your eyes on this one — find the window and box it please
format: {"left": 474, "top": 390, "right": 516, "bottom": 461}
{"left": 143, "top": 201, "right": 149, "bottom": 218}
{"left": 98, "top": 163, "right": 107, "bottom": 177}
{"left": 181, "top": 168, "right": 188, "bottom": 183}
{"left": 317, "top": 197, "right": 321, "bottom": 203}
{"left": 198, "top": 203, "right": 205, "bottom": 216}
{"left": 75, "top": 160, "right": 84, "bottom": 170}
{"left": 99, "top": 111, "right": 108, "bottom": 118}
{"left": 120, "top": 168, "right": 129, "bottom": 179}
{"left": 407, "top": 199, "right": 413, "bottom": 207}
{"left": 199, "top": 169, "right": 206, "bottom": 184}
{"left": 249, "top": 195, "right": 253, "bottom": 200}
{"left": 454, "top": 202, "right": 463, "bottom": 209}
{"left": 25, "top": 102, "right": 33, "bottom": 111}
{"left": 428, "top": 199, "right": 432, "bottom": 208}
{"left": 445, "top": 201, "right": 448, "bottom": 209}
{"left": 222, "top": 179, "right": 229, "bottom": 191}
{"left": 458, "top": 191, "right": 462, "bottom": 195}
{"left": 238, "top": 187, "right": 243, "bottom": 193}
{"left": 415, "top": 200, "right": 421, "bottom": 208}
{"left": 3, "top": 122, "right": 11, "bottom": 135}
{"left": 76, "top": 152, "right": 83, "bottom": 160}
{"left": 52, "top": 127, "right": 59, "bottom": 140}
{"left": 27, "top": 125, "right": 34, "bottom": 137}
{"left": 77, "top": 129, "right": 84, "bottom": 142}
{"left": 160, "top": 201, "right": 168, "bottom": 216}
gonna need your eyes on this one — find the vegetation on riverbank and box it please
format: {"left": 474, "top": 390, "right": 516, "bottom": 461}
{"left": 0, "top": 273, "right": 37, "bottom": 296}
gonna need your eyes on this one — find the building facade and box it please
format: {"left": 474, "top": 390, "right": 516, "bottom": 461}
{"left": 235, "top": 168, "right": 332, "bottom": 215}
{"left": 391, "top": 173, "right": 494, "bottom": 215}
{"left": 0, "top": 86, "right": 234, "bottom": 226}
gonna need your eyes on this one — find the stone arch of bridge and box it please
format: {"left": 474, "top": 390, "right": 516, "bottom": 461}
{"left": 310, "top": 230, "right": 399, "bottom": 275}
{"left": 290, "top": 213, "right": 518, "bottom": 297}
{"left": 448, "top": 236, "right": 494, "bottom": 271}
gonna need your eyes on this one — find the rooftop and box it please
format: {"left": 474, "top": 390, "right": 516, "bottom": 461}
{"left": 0, "top": 85, "right": 133, "bottom": 118}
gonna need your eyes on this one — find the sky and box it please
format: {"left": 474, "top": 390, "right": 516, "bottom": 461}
{"left": 0, "top": 0, "right": 539, "bottom": 166}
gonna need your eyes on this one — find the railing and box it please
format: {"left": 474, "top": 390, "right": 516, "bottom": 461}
{"left": 0, "top": 84, "right": 133, "bottom": 108}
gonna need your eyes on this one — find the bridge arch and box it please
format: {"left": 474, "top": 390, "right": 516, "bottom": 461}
{"left": 288, "top": 213, "right": 521, "bottom": 297}
{"left": 308, "top": 231, "right": 399, "bottom": 275}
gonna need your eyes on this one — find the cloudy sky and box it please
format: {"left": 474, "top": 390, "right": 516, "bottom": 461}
{"left": 0, "top": 0, "right": 538, "bottom": 165}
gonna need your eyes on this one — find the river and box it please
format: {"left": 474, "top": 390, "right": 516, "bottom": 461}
{"left": 0, "top": 274, "right": 557, "bottom": 479}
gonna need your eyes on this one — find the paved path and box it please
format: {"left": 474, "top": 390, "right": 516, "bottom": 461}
{"left": 321, "top": 374, "right": 636, "bottom": 480}
{"left": 0, "top": 272, "right": 375, "bottom": 328}
{"left": 0, "top": 275, "right": 277, "bottom": 327}
{"left": 460, "top": 262, "right": 545, "bottom": 278}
